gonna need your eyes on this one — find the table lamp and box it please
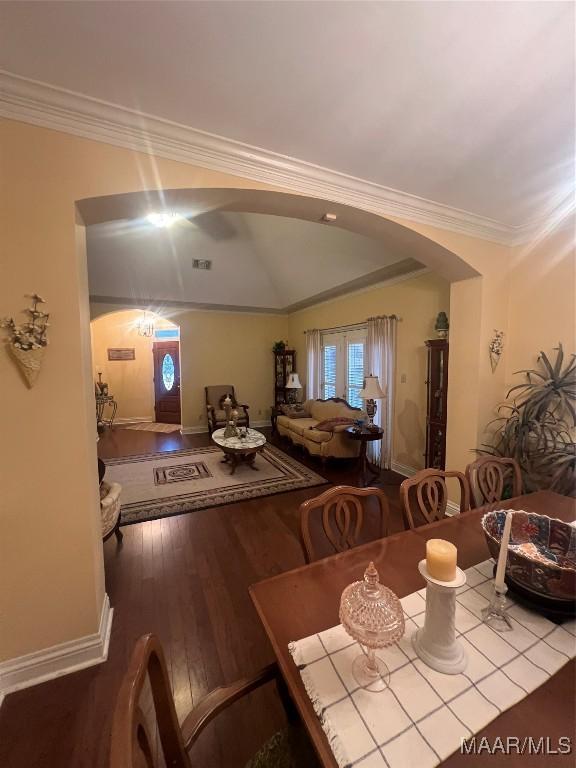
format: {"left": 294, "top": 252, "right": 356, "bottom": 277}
{"left": 359, "top": 375, "right": 385, "bottom": 429}
{"left": 285, "top": 372, "right": 302, "bottom": 404}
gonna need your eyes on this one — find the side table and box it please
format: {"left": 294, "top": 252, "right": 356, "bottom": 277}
{"left": 96, "top": 394, "right": 118, "bottom": 430}
{"left": 345, "top": 426, "right": 384, "bottom": 487}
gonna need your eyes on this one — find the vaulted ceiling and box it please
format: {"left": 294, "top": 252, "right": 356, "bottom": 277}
{"left": 86, "top": 211, "right": 427, "bottom": 312}
{"left": 1, "top": 1, "right": 574, "bottom": 229}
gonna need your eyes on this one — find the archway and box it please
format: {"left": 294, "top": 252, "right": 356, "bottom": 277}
{"left": 90, "top": 309, "right": 181, "bottom": 432}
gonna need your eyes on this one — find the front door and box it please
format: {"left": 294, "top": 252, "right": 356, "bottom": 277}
{"left": 153, "top": 341, "right": 181, "bottom": 424}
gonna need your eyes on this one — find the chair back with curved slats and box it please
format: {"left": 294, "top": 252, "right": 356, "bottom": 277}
{"left": 400, "top": 469, "right": 470, "bottom": 529}
{"left": 465, "top": 456, "right": 522, "bottom": 507}
{"left": 110, "top": 635, "right": 191, "bottom": 768}
{"left": 299, "top": 485, "right": 389, "bottom": 562}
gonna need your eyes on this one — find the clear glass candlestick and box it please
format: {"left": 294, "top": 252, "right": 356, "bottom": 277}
{"left": 482, "top": 582, "right": 513, "bottom": 632}
{"left": 339, "top": 562, "right": 405, "bottom": 692}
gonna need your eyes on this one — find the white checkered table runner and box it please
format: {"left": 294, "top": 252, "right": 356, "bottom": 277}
{"left": 288, "top": 560, "right": 576, "bottom": 768}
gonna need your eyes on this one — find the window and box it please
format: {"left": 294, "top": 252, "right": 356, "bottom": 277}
{"left": 162, "top": 353, "right": 175, "bottom": 391}
{"left": 154, "top": 328, "right": 179, "bottom": 340}
{"left": 321, "top": 328, "right": 366, "bottom": 406}
{"left": 322, "top": 344, "right": 337, "bottom": 399}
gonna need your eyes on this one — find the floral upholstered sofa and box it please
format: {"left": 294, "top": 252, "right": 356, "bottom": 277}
{"left": 276, "top": 397, "right": 365, "bottom": 462}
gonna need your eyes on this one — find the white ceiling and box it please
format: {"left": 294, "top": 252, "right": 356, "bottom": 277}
{"left": 86, "top": 211, "right": 425, "bottom": 311}
{"left": 1, "top": 1, "right": 574, "bottom": 227}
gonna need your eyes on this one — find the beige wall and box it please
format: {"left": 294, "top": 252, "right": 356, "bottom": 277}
{"left": 0, "top": 118, "right": 272, "bottom": 664}
{"left": 507, "top": 222, "right": 576, "bottom": 381}
{"left": 288, "top": 272, "right": 450, "bottom": 471}
{"left": 90, "top": 303, "right": 289, "bottom": 428}
{"left": 1, "top": 115, "right": 573, "bottom": 666}
{"left": 90, "top": 310, "right": 177, "bottom": 422}
{"left": 178, "top": 311, "right": 288, "bottom": 428}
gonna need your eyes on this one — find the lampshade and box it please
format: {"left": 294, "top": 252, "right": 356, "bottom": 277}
{"left": 359, "top": 375, "right": 385, "bottom": 400}
{"left": 286, "top": 372, "right": 302, "bottom": 389}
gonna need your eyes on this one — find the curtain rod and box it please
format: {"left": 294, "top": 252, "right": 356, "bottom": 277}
{"left": 303, "top": 315, "right": 401, "bottom": 334}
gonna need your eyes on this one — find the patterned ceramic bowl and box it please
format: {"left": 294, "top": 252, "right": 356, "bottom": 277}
{"left": 481, "top": 510, "right": 576, "bottom": 602}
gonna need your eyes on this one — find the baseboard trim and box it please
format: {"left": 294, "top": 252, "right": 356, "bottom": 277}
{"left": 0, "top": 594, "right": 113, "bottom": 699}
{"left": 390, "top": 461, "right": 419, "bottom": 478}
{"left": 180, "top": 425, "right": 208, "bottom": 435}
{"left": 113, "top": 417, "right": 153, "bottom": 425}
{"left": 181, "top": 419, "right": 270, "bottom": 436}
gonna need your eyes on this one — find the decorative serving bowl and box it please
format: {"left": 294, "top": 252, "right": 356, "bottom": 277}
{"left": 481, "top": 510, "right": 576, "bottom": 602}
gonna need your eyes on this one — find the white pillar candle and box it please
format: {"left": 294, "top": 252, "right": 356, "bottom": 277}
{"left": 494, "top": 511, "right": 513, "bottom": 591}
{"left": 426, "top": 539, "right": 457, "bottom": 581}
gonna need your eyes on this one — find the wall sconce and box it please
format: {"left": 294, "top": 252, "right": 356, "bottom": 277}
{"left": 489, "top": 330, "right": 504, "bottom": 372}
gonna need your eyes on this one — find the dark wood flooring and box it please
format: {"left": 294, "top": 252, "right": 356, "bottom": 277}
{"left": 0, "top": 427, "right": 406, "bottom": 768}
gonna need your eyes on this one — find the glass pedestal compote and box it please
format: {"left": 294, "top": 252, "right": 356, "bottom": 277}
{"left": 339, "top": 562, "right": 405, "bottom": 692}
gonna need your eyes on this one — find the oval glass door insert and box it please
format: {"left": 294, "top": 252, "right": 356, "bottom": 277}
{"left": 162, "top": 353, "right": 175, "bottom": 391}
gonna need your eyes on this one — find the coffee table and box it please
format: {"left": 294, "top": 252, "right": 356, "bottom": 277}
{"left": 211, "top": 427, "right": 267, "bottom": 475}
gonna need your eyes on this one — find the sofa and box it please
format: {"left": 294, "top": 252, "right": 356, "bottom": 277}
{"left": 276, "top": 397, "right": 365, "bottom": 462}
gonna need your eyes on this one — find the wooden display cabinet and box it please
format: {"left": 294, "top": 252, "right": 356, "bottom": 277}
{"left": 424, "top": 339, "right": 449, "bottom": 469}
{"left": 274, "top": 349, "right": 296, "bottom": 407}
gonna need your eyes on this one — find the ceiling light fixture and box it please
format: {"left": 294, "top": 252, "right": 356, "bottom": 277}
{"left": 322, "top": 213, "right": 338, "bottom": 223}
{"left": 137, "top": 311, "right": 155, "bottom": 337}
{"left": 146, "top": 211, "right": 182, "bottom": 228}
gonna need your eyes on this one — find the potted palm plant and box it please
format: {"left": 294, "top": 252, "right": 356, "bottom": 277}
{"left": 479, "top": 344, "right": 575, "bottom": 496}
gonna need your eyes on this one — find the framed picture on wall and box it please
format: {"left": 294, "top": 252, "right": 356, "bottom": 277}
{"left": 107, "top": 347, "right": 136, "bottom": 361}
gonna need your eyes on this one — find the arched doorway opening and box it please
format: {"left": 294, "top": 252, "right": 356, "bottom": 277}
{"left": 80, "top": 186, "right": 483, "bottom": 477}
{"left": 90, "top": 309, "right": 181, "bottom": 432}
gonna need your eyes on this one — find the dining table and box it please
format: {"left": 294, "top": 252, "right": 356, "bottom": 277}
{"left": 250, "top": 490, "right": 576, "bottom": 767}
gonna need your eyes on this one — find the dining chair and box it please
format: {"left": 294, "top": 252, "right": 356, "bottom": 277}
{"left": 400, "top": 469, "right": 470, "bottom": 529}
{"left": 110, "top": 634, "right": 319, "bottom": 768}
{"left": 299, "top": 485, "right": 389, "bottom": 563}
{"left": 465, "top": 456, "right": 522, "bottom": 507}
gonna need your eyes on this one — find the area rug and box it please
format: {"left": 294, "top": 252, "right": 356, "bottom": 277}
{"left": 122, "top": 422, "right": 182, "bottom": 433}
{"left": 104, "top": 444, "right": 327, "bottom": 525}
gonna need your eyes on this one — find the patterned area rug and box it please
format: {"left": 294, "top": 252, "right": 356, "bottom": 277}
{"left": 122, "top": 422, "right": 182, "bottom": 433}
{"left": 104, "top": 444, "right": 327, "bottom": 525}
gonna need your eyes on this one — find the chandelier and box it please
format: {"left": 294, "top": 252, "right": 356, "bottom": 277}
{"left": 137, "top": 312, "right": 155, "bottom": 338}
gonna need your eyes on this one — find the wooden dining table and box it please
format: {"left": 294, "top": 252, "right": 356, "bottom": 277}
{"left": 250, "top": 490, "right": 576, "bottom": 767}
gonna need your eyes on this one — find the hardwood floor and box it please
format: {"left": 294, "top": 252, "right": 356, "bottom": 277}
{"left": 0, "top": 427, "right": 406, "bottom": 768}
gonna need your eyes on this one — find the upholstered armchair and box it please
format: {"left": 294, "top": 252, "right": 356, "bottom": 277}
{"left": 205, "top": 385, "right": 250, "bottom": 435}
{"left": 100, "top": 481, "right": 123, "bottom": 542}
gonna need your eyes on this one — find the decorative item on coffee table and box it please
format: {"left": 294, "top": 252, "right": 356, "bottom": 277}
{"left": 222, "top": 394, "right": 239, "bottom": 439}
{"left": 212, "top": 427, "right": 267, "bottom": 475}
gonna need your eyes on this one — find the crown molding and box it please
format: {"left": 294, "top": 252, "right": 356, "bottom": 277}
{"left": 0, "top": 70, "right": 538, "bottom": 245}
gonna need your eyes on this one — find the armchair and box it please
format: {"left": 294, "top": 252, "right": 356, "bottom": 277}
{"left": 100, "top": 480, "right": 123, "bottom": 542}
{"left": 205, "top": 384, "right": 250, "bottom": 435}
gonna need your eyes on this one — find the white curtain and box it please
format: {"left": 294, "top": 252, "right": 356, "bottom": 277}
{"left": 366, "top": 316, "right": 397, "bottom": 469}
{"left": 306, "top": 329, "right": 322, "bottom": 400}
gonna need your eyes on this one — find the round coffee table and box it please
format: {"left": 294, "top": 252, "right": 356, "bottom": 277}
{"left": 345, "top": 426, "right": 384, "bottom": 486}
{"left": 211, "top": 428, "right": 267, "bottom": 475}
